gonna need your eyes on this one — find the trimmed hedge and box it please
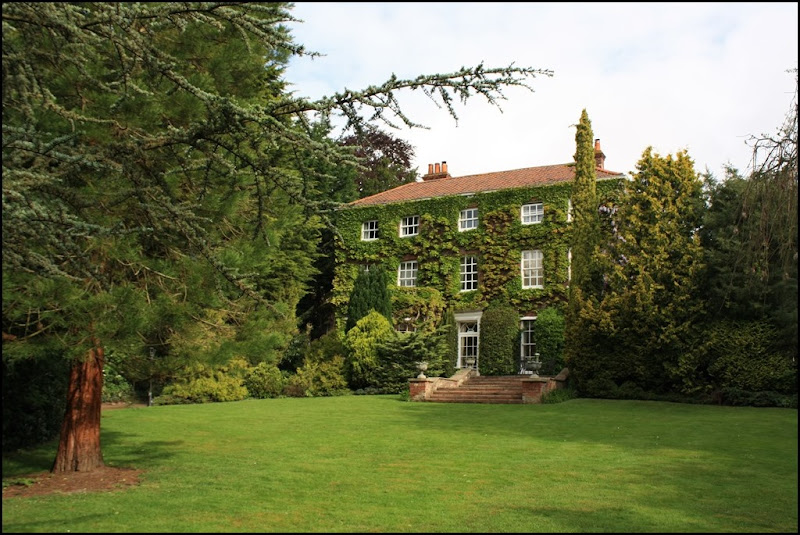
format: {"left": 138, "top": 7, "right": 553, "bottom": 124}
{"left": 479, "top": 303, "right": 520, "bottom": 375}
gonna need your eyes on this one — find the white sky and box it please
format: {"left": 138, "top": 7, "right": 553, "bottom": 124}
{"left": 284, "top": 2, "right": 798, "bottom": 180}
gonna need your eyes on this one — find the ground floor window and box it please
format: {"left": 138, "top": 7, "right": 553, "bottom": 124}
{"left": 520, "top": 317, "right": 537, "bottom": 373}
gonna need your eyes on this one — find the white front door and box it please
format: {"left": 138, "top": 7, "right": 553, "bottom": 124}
{"left": 457, "top": 322, "right": 479, "bottom": 371}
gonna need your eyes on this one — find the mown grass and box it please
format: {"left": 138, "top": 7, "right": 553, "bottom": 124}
{"left": 2, "top": 396, "right": 797, "bottom": 533}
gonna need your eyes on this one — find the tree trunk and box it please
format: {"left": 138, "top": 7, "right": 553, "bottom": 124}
{"left": 51, "top": 342, "right": 105, "bottom": 473}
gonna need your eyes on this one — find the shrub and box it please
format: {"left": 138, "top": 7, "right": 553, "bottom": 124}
{"left": 345, "top": 266, "right": 392, "bottom": 332}
{"left": 479, "top": 303, "right": 519, "bottom": 375}
{"left": 541, "top": 386, "right": 577, "bottom": 404}
{"left": 533, "top": 307, "right": 566, "bottom": 376}
{"left": 373, "top": 325, "right": 450, "bottom": 393}
{"left": 704, "top": 320, "right": 797, "bottom": 394}
{"left": 155, "top": 358, "right": 249, "bottom": 404}
{"left": 344, "top": 310, "right": 396, "bottom": 389}
{"left": 244, "top": 362, "right": 286, "bottom": 399}
{"left": 284, "top": 356, "right": 349, "bottom": 397}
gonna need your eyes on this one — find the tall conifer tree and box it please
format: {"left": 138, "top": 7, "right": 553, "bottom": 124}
{"left": 564, "top": 110, "right": 600, "bottom": 371}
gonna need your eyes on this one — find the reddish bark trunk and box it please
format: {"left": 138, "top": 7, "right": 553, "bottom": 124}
{"left": 51, "top": 342, "right": 105, "bottom": 473}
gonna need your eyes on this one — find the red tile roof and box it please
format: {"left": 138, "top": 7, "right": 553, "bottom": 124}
{"left": 348, "top": 163, "right": 625, "bottom": 207}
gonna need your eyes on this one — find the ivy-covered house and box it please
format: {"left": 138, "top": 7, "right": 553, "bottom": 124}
{"left": 332, "top": 140, "right": 625, "bottom": 374}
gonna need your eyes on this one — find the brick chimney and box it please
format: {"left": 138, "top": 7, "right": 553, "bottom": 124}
{"left": 422, "top": 161, "right": 451, "bottom": 181}
{"left": 594, "top": 139, "right": 606, "bottom": 170}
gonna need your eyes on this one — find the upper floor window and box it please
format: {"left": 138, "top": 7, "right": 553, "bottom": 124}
{"left": 397, "top": 260, "right": 418, "bottom": 287}
{"left": 400, "top": 215, "right": 419, "bottom": 237}
{"left": 459, "top": 208, "right": 478, "bottom": 231}
{"left": 521, "top": 250, "right": 544, "bottom": 289}
{"left": 361, "top": 220, "right": 379, "bottom": 241}
{"left": 521, "top": 202, "right": 544, "bottom": 225}
{"left": 460, "top": 255, "right": 478, "bottom": 292}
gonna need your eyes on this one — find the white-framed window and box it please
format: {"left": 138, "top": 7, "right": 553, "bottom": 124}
{"left": 459, "top": 208, "right": 478, "bottom": 231}
{"left": 361, "top": 220, "right": 379, "bottom": 241}
{"left": 460, "top": 255, "right": 478, "bottom": 292}
{"left": 521, "top": 202, "right": 544, "bottom": 225}
{"left": 397, "top": 260, "right": 418, "bottom": 287}
{"left": 567, "top": 248, "right": 572, "bottom": 283}
{"left": 566, "top": 199, "right": 573, "bottom": 222}
{"left": 520, "top": 317, "right": 537, "bottom": 360}
{"left": 521, "top": 250, "right": 544, "bottom": 289}
{"left": 399, "top": 215, "right": 419, "bottom": 237}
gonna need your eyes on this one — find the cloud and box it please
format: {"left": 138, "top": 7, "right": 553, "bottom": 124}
{"left": 285, "top": 2, "right": 798, "bottom": 179}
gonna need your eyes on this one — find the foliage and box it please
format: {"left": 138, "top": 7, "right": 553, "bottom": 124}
{"left": 283, "top": 356, "right": 349, "bottom": 397}
{"left": 282, "top": 329, "right": 349, "bottom": 396}
{"left": 339, "top": 125, "right": 418, "bottom": 199}
{"left": 155, "top": 358, "right": 249, "bottom": 405}
{"left": 699, "top": 320, "right": 797, "bottom": 394}
{"left": 571, "top": 148, "right": 706, "bottom": 396}
{"left": 101, "top": 353, "right": 135, "bottom": 404}
{"left": 568, "top": 109, "right": 602, "bottom": 293}
{"left": 343, "top": 311, "right": 396, "bottom": 389}
{"left": 701, "top": 167, "right": 798, "bottom": 362}
{"left": 373, "top": 324, "right": 451, "bottom": 393}
{"left": 716, "top": 388, "right": 797, "bottom": 408}
{"left": 244, "top": 362, "right": 287, "bottom": 399}
{"left": 565, "top": 110, "right": 602, "bottom": 370}
{"left": 478, "top": 302, "right": 520, "bottom": 375}
{"left": 741, "top": 69, "right": 798, "bottom": 320}
{"left": 532, "top": 306, "right": 566, "bottom": 376}
{"left": 442, "top": 308, "right": 459, "bottom": 373}
{"left": 345, "top": 266, "right": 392, "bottom": 332}
{"left": 540, "top": 386, "right": 577, "bottom": 404}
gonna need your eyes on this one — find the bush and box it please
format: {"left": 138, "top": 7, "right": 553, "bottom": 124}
{"left": 533, "top": 307, "right": 566, "bottom": 376}
{"left": 284, "top": 356, "right": 349, "bottom": 397}
{"left": 373, "top": 325, "right": 450, "bottom": 393}
{"left": 704, "top": 320, "right": 797, "bottom": 394}
{"left": 718, "top": 387, "right": 798, "bottom": 408}
{"left": 344, "top": 310, "right": 395, "bottom": 389}
{"left": 155, "top": 358, "right": 249, "bottom": 404}
{"left": 479, "top": 303, "right": 519, "bottom": 375}
{"left": 244, "top": 362, "right": 286, "bottom": 399}
{"left": 345, "top": 266, "right": 392, "bottom": 332}
{"left": 541, "top": 386, "right": 577, "bottom": 404}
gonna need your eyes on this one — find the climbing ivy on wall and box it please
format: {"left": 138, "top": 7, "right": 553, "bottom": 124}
{"left": 332, "top": 179, "right": 623, "bottom": 333}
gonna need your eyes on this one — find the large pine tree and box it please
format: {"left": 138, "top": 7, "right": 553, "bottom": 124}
{"left": 2, "top": 2, "right": 552, "bottom": 471}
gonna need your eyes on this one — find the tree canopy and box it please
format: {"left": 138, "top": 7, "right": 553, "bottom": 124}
{"left": 2, "top": 2, "right": 552, "bottom": 470}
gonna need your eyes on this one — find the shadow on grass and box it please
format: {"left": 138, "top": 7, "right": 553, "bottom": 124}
{"left": 2, "top": 427, "right": 183, "bottom": 478}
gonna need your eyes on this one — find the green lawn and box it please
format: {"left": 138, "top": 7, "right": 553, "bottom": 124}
{"left": 2, "top": 396, "right": 797, "bottom": 533}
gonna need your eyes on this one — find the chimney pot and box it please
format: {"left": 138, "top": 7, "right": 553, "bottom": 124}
{"left": 594, "top": 139, "right": 606, "bottom": 169}
{"left": 435, "top": 163, "right": 441, "bottom": 173}
{"left": 442, "top": 161, "right": 448, "bottom": 174}
{"left": 428, "top": 163, "right": 434, "bottom": 174}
